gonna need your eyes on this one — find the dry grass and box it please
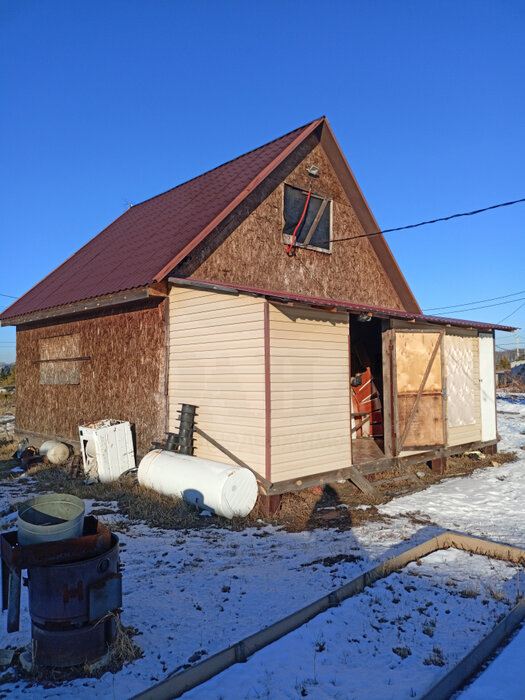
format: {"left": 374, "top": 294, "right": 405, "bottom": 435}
{"left": 87, "top": 615, "right": 143, "bottom": 677}
{"left": 0, "top": 438, "right": 18, "bottom": 471}
{"left": 13, "top": 615, "right": 142, "bottom": 685}
{"left": 20, "top": 463, "right": 208, "bottom": 531}
{"left": 2, "top": 448, "right": 518, "bottom": 533}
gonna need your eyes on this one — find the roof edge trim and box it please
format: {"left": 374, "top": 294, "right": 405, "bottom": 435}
{"left": 167, "top": 277, "right": 517, "bottom": 332}
{"left": 0, "top": 287, "right": 152, "bottom": 326}
{"left": 152, "top": 117, "right": 325, "bottom": 283}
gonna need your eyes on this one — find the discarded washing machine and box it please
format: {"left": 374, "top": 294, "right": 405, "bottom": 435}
{"left": 1, "top": 494, "right": 122, "bottom": 668}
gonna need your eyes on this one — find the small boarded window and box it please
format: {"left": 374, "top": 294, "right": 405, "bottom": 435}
{"left": 38, "top": 334, "right": 85, "bottom": 385}
{"left": 283, "top": 184, "right": 331, "bottom": 252}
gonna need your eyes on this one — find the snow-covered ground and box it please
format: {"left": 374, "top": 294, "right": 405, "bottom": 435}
{"left": 0, "top": 395, "right": 523, "bottom": 698}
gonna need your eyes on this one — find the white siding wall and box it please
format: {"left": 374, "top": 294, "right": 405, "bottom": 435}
{"left": 269, "top": 304, "right": 350, "bottom": 481}
{"left": 168, "top": 287, "right": 266, "bottom": 475}
{"left": 479, "top": 333, "right": 497, "bottom": 442}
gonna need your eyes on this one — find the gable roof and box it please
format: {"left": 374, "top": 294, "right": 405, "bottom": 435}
{"left": 0, "top": 116, "right": 419, "bottom": 322}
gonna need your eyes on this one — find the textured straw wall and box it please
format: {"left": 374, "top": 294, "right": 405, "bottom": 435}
{"left": 16, "top": 300, "right": 167, "bottom": 456}
{"left": 178, "top": 143, "right": 405, "bottom": 310}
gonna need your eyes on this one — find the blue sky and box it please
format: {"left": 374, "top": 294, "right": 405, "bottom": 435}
{"left": 1, "top": 0, "right": 524, "bottom": 363}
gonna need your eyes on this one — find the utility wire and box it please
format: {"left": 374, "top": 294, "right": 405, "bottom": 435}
{"left": 329, "top": 197, "right": 525, "bottom": 243}
{"left": 0, "top": 293, "right": 18, "bottom": 299}
{"left": 423, "top": 289, "right": 525, "bottom": 312}
{"left": 498, "top": 300, "right": 525, "bottom": 324}
{"left": 436, "top": 296, "right": 525, "bottom": 315}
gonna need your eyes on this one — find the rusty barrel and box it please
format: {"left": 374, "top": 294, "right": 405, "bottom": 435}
{"left": 28, "top": 533, "right": 120, "bottom": 626}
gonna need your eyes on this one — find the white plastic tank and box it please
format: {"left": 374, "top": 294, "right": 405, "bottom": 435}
{"left": 39, "top": 440, "right": 70, "bottom": 465}
{"left": 138, "top": 450, "right": 258, "bottom": 519}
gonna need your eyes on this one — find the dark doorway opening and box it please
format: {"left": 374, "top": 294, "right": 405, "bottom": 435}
{"left": 350, "top": 315, "right": 384, "bottom": 462}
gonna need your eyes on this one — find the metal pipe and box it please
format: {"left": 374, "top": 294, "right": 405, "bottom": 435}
{"left": 178, "top": 404, "right": 197, "bottom": 455}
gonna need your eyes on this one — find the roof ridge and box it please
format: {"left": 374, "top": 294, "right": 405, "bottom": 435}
{"left": 131, "top": 116, "right": 325, "bottom": 210}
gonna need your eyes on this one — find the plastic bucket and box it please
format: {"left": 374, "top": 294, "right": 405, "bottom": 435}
{"left": 17, "top": 494, "right": 85, "bottom": 546}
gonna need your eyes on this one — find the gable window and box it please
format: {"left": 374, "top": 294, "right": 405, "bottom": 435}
{"left": 37, "top": 334, "right": 88, "bottom": 385}
{"left": 282, "top": 184, "right": 332, "bottom": 252}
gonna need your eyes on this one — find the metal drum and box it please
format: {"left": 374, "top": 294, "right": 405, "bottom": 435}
{"left": 28, "top": 533, "right": 120, "bottom": 626}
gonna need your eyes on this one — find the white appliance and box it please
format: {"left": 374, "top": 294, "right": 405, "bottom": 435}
{"left": 79, "top": 419, "right": 135, "bottom": 483}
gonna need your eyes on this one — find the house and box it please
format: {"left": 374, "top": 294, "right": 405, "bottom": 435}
{"left": 0, "top": 117, "right": 515, "bottom": 497}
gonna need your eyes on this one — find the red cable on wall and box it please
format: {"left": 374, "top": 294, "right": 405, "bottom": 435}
{"left": 286, "top": 188, "right": 312, "bottom": 254}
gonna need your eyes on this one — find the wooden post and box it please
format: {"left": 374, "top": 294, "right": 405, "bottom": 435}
{"left": 428, "top": 457, "right": 447, "bottom": 475}
{"left": 259, "top": 495, "right": 281, "bottom": 516}
{"left": 347, "top": 466, "right": 380, "bottom": 499}
{"left": 482, "top": 444, "right": 497, "bottom": 456}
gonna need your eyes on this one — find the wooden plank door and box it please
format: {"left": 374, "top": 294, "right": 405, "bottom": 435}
{"left": 393, "top": 330, "right": 445, "bottom": 454}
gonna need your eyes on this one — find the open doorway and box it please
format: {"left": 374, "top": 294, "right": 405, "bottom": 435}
{"left": 350, "top": 315, "right": 384, "bottom": 463}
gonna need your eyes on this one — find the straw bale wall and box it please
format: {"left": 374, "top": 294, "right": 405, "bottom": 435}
{"left": 176, "top": 142, "right": 405, "bottom": 310}
{"left": 16, "top": 299, "right": 167, "bottom": 457}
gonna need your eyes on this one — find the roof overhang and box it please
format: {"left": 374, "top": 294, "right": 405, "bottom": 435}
{"left": 168, "top": 277, "right": 517, "bottom": 333}
{"left": 0, "top": 286, "right": 167, "bottom": 327}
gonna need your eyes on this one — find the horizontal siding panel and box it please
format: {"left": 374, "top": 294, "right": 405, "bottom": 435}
{"left": 169, "top": 287, "right": 265, "bottom": 475}
{"left": 269, "top": 303, "right": 350, "bottom": 477}
{"left": 274, "top": 444, "right": 350, "bottom": 468}
{"left": 171, "top": 289, "right": 261, "bottom": 306}
{"left": 272, "top": 328, "right": 348, "bottom": 351}
{"left": 271, "top": 304, "right": 348, "bottom": 323}
{"left": 170, "top": 383, "right": 264, "bottom": 394}
{"left": 168, "top": 402, "right": 264, "bottom": 421}
{"left": 169, "top": 347, "right": 265, "bottom": 360}
{"left": 172, "top": 297, "right": 264, "bottom": 317}
{"left": 169, "top": 396, "right": 265, "bottom": 410}
{"left": 447, "top": 424, "right": 482, "bottom": 446}
{"left": 270, "top": 354, "right": 349, "bottom": 364}
{"left": 272, "top": 430, "right": 350, "bottom": 451}
{"left": 271, "top": 373, "right": 348, "bottom": 384}
{"left": 190, "top": 419, "right": 265, "bottom": 437}
{"left": 270, "top": 321, "right": 349, "bottom": 337}
{"left": 272, "top": 453, "right": 350, "bottom": 480}
{"left": 271, "top": 410, "right": 349, "bottom": 428}
{"left": 170, "top": 326, "right": 264, "bottom": 342}
{"left": 170, "top": 358, "right": 264, "bottom": 370}
{"left": 271, "top": 394, "right": 349, "bottom": 410}
{"left": 273, "top": 460, "right": 349, "bottom": 482}
{"left": 169, "top": 333, "right": 264, "bottom": 349}
{"left": 192, "top": 429, "right": 265, "bottom": 448}
{"left": 170, "top": 317, "right": 263, "bottom": 342}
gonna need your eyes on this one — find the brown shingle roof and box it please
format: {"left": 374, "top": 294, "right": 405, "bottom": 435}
{"left": 1, "top": 118, "right": 323, "bottom": 320}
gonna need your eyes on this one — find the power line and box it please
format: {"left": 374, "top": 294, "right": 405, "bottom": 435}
{"left": 498, "top": 300, "right": 525, "bottom": 324}
{"left": 329, "top": 196, "right": 525, "bottom": 243}
{"left": 0, "top": 292, "right": 18, "bottom": 299}
{"left": 423, "top": 289, "right": 525, "bottom": 312}
{"left": 437, "top": 296, "right": 525, "bottom": 315}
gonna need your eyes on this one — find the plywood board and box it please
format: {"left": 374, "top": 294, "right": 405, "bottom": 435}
{"left": 39, "top": 334, "right": 82, "bottom": 385}
{"left": 394, "top": 331, "right": 444, "bottom": 450}
{"left": 397, "top": 394, "right": 444, "bottom": 447}
{"left": 175, "top": 142, "right": 407, "bottom": 311}
{"left": 17, "top": 301, "right": 167, "bottom": 455}
{"left": 395, "top": 332, "right": 442, "bottom": 393}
